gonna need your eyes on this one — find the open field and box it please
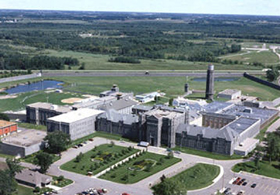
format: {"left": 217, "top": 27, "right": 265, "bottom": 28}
{"left": 99, "top": 151, "right": 181, "bottom": 184}
{"left": 232, "top": 160, "right": 280, "bottom": 180}
{"left": 17, "top": 122, "right": 47, "bottom": 131}
{"left": 61, "top": 144, "right": 138, "bottom": 175}
{"left": 220, "top": 51, "right": 279, "bottom": 65}
{"left": 55, "top": 76, "right": 280, "bottom": 101}
{"left": 0, "top": 90, "right": 81, "bottom": 112}
{"left": 45, "top": 49, "right": 261, "bottom": 70}
{"left": 152, "top": 163, "right": 220, "bottom": 191}
{"left": 0, "top": 75, "right": 279, "bottom": 112}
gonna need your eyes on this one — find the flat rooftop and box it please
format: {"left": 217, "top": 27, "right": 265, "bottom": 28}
{"left": 27, "top": 102, "right": 72, "bottom": 113}
{"left": 220, "top": 105, "right": 278, "bottom": 125}
{"left": 48, "top": 108, "right": 104, "bottom": 123}
{"left": 218, "top": 89, "right": 241, "bottom": 95}
{"left": 223, "top": 117, "right": 260, "bottom": 134}
{"left": 0, "top": 120, "right": 16, "bottom": 128}
{"left": 203, "top": 102, "right": 234, "bottom": 113}
{"left": 1, "top": 129, "right": 46, "bottom": 147}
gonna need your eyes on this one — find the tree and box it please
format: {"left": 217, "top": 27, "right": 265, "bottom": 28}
{"left": 6, "top": 158, "right": 23, "bottom": 177}
{"left": 266, "top": 132, "right": 280, "bottom": 163}
{"left": 152, "top": 178, "right": 187, "bottom": 195}
{"left": 75, "top": 152, "right": 84, "bottom": 162}
{"left": 168, "top": 98, "right": 174, "bottom": 107}
{"left": 167, "top": 151, "right": 174, "bottom": 159}
{"left": 0, "top": 113, "right": 10, "bottom": 121}
{"left": 44, "top": 131, "right": 71, "bottom": 154}
{"left": 254, "top": 150, "right": 262, "bottom": 169}
{"left": 34, "top": 151, "right": 54, "bottom": 173}
{"left": 266, "top": 67, "right": 280, "bottom": 82}
{"left": 0, "top": 169, "right": 17, "bottom": 195}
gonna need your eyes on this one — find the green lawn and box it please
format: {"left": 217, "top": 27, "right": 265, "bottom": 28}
{"left": 99, "top": 151, "right": 181, "bottom": 184}
{"left": 232, "top": 160, "right": 280, "bottom": 179}
{"left": 152, "top": 163, "right": 220, "bottom": 191}
{"left": 13, "top": 185, "right": 34, "bottom": 195}
{"left": 0, "top": 90, "right": 81, "bottom": 112}
{"left": 69, "top": 131, "right": 134, "bottom": 148}
{"left": 0, "top": 74, "right": 279, "bottom": 113}
{"left": 43, "top": 49, "right": 260, "bottom": 70}
{"left": 49, "top": 76, "right": 280, "bottom": 101}
{"left": 17, "top": 122, "right": 47, "bottom": 131}
{"left": 220, "top": 50, "right": 279, "bottom": 65}
{"left": 61, "top": 144, "right": 138, "bottom": 175}
{"left": 255, "top": 117, "right": 280, "bottom": 141}
{"left": 0, "top": 152, "right": 15, "bottom": 159}
{"left": 52, "top": 176, "right": 73, "bottom": 187}
{"left": 172, "top": 146, "right": 242, "bottom": 160}
{"left": 22, "top": 152, "right": 60, "bottom": 164}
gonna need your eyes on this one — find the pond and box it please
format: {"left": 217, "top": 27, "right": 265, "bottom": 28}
{"left": 5, "top": 80, "right": 64, "bottom": 94}
{"left": 192, "top": 77, "right": 239, "bottom": 82}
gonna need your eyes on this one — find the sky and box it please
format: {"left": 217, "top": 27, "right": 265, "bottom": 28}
{"left": 1, "top": 0, "right": 280, "bottom": 16}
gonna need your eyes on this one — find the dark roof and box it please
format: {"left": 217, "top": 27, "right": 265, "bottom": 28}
{"left": 15, "top": 169, "right": 52, "bottom": 186}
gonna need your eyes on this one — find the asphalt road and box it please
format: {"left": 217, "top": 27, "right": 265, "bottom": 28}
{"left": 42, "top": 71, "right": 245, "bottom": 77}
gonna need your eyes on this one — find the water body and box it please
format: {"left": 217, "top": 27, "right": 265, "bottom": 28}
{"left": 192, "top": 77, "right": 239, "bottom": 82}
{"left": 5, "top": 80, "right": 63, "bottom": 94}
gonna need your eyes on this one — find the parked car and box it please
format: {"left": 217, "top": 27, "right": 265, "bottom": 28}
{"left": 238, "top": 178, "right": 245, "bottom": 185}
{"left": 233, "top": 177, "right": 241, "bottom": 184}
{"left": 84, "top": 141, "right": 87, "bottom": 144}
{"left": 242, "top": 182, "right": 248, "bottom": 186}
{"left": 224, "top": 187, "right": 231, "bottom": 193}
{"left": 73, "top": 145, "right": 78, "bottom": 149}
{"left": 251, "top": 183, "right": 257, "bottom": 188}
{"left": 78, "top": 143, "right": 84, "bottom": 147}
{"left": 122, "top": 193, "right": 130, "bottom": 195}
{"left": 89, "top": 138, "right": 94, "bottom": 141}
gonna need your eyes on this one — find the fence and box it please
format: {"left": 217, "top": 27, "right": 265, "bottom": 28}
{"left": 243, "top": 72, "right": 280, "bottom": 90}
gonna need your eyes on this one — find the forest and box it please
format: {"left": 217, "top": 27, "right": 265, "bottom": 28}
{"left": 0, "top": 10, "right": 280, "bottom": 69}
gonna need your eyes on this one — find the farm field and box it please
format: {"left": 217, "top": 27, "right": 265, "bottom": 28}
{"left": 99, "top": 151, "right": 181, "bottom": 183}
{"left": 60, "top": 144, "right": 138, "bottom": 175}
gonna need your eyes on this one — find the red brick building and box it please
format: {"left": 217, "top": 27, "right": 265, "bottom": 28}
{"left": 0, "top": 120, "right": 17, "bottom": 137}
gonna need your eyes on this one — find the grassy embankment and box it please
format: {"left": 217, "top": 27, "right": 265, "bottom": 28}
{"left": 152, "top": 163, "right": 220, "bottom": 191}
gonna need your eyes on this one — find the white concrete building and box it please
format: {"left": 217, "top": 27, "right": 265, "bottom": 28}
{"left": 46, "top": 108, "right": 104, "bottom": 140}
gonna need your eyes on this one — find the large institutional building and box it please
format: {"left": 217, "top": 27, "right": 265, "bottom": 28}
{"left": 23, "top": 72, "right": 279, "bottom": 156}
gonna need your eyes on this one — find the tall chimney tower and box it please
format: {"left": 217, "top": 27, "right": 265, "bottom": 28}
{"left": 205, "top": 64, "right": 214, "bottom": 100}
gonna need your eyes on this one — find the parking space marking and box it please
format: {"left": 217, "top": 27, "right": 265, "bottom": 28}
{"left": 272, "top": 188, "right": 278, "bottom": 194}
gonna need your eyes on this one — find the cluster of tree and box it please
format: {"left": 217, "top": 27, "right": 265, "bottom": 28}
{"left": 265, "top": 132, "right": 280, "bottom": 162}
{"left": 32, "top": 131, "right": 71, "bottom": 173}
{"left": 0, "top": 158, "right": 23, "bottom": 195}
{"left": 152, "top": 175, "right": 187, "bottom": 195}
{"left": 0, "top": 113, "right": 10, "bottom": 121}
{"left": 0, "top": 53, "right": 79, "bottom": 70}
{"left": 108, "top": 56, "right": 141, "bottom": 64}
{"left": 266, "top": 66, "right": 280, "bottom": 82}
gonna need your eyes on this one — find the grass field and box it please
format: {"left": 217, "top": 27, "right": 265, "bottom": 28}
{"left": 152, "top": 163, "right": 220, "bottom": 191}
{"left": 0, "top": 75, "right": 279, "bottom": 112}
{"left": 99, "top": 151, "right": 181, "bottom": 184}
{"left": 220, "top": 51, "right": 279, "bottom": 65}
{"left": 0, "top": 90, "right": 81, "bottom": 112}
{"left": 45, "top": 49, "right": 261, "bottom": 70}
{"left": 17, "top": 122, "right": 47, "bottom": 131}
{"left": 22, "top": 152, "right": 60, "bottom": 164}
{"left": 55, "top": 76, "right": 280, "bottom": 101}
{"left": 13, "top": 185, "right": 34, "bottom": 195}
{"left": 61, "top": 144, "right": 138, "bottom": 175}
{"left": 232, "top": 160, "right": 280, "bottom": 179}
{"left": 173, "top": 146, "right": 242, "bottom": 160}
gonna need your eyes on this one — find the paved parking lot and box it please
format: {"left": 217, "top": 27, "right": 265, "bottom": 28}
{"left": 223, "top": 172, "right": 280, "bottom": 195}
